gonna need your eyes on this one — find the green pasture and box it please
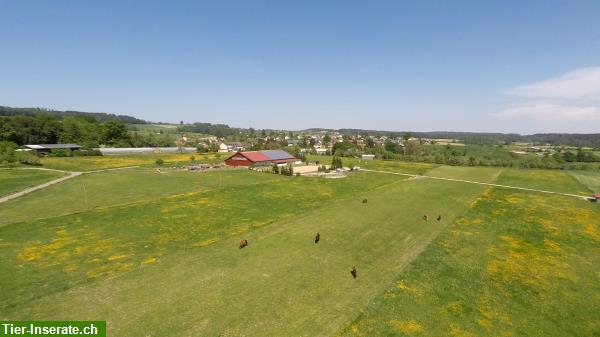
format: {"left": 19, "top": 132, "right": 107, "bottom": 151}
{"left": 1, "top": 155, "right": 599, "bottom": 336}
{"left": 1, "top": 168, "right": 498, "bottom": 336}
{"left": 307, "top": 155, "right": 437, "bottom": 175}
{"left": 338, "top": 187, "right": 600, "bottom": 337}
{"left": 0, "top": 168, "right": 253, "bottom": 226}
{"left": 0, "top": 169, "right": 66, "bottom": 197}
{"left": 496, "top": 168, "right": 592, "bottom": 195}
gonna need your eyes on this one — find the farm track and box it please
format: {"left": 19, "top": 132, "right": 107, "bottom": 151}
{"left": 362, "top": 168, "right": 591, "bottom": 200}
{"left": 0, "top": 166, "right": 141, "bottom": 204}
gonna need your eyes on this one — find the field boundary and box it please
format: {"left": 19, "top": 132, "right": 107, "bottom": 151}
{"left": 362, "top": 168, "right": 590, "bottom": 200}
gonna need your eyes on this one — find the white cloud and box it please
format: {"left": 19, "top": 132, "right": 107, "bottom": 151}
{"left": 495, "top": 66, "right": 600, "bottom": 133}
{"left": 505, "top": 66, "right": 600, "bottom": 100}
{"left": 495, "top": 102, "right": 600, "bottom": 121}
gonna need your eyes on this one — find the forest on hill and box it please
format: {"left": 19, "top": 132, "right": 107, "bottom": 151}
{"left": 0, "top": 106, "right": 147, "bottom": 124}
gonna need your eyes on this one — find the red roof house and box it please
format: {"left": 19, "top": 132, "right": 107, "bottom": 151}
{"left": 225, "top": 150, "right": 298, "bottom": 167}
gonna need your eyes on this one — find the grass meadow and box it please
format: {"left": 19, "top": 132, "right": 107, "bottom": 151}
{"left": 0, "top": 169, "right": 66, "bottom": 197}
{"left": 337, "top": 177, "right": 599, "bottom": 336}
{"left": 1, "top": 156, "right": 598, "bottom": 336}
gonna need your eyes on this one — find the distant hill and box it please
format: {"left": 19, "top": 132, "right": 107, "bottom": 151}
{"left": 0, "top": 106, "right": 148, "bottom": 124}
{"left": 2, "top": 105, "right": 598, "bottom": 147}
{"left": 301, "top": 128, "right": 600, "bottom": 147}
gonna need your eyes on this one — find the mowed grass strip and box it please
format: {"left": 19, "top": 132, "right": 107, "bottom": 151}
{"left": 570, "top": 171, "right": 600, "bottom": 194}
{"left": 1, "top": 169, "right": 500, "bottom": 336}
{"left": 0, "top": 169, "right": 66, "bottom": 197}
{"left": 0, "top": 170, "right": 399, "bottom": 312}
{"left": 337, "top": 188, "right": 600, "bottom": 337}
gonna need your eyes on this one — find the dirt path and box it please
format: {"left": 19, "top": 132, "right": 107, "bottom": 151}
{"left": 362, "top": 168, "right": 591, "bottom": 200}
{"left": 0, "top": 166, "right": 141, "bottom": 204}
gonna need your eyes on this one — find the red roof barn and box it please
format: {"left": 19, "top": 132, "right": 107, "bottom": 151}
{"left": 225, "top": 150, "right": 298, "bottom": 167}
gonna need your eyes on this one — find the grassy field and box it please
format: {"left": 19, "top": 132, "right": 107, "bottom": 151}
{"left": 1, "top": 156, "right": 598, "bottom": 336}
{"left": 571, "top": 171, "right": 600, "bottom": 194}
{"left": 39, "top": 152, "right": 224, "bottom": 172}
{"left": 0, "top": 169, "right": 66, "bottom": 197}
{"left": 0, "top": 168, "right": 250, "bottom": 226}
{"left": 307, "top": 155, "right": 438, "bottom": 175}
{"left": 337, "top": 177, "right": 599, "bottom": 336}
{"left": 496, "top": 168, "right": 593, "bottom": 195}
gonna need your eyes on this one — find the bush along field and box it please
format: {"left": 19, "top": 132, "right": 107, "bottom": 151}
{"left": 336, "top": 185, "right": 600, "bottom": 336}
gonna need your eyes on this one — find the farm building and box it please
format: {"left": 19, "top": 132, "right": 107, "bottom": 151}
{"left": 593, "top": 193, "right": 600, "bottom": 203}
{"left": 225, "top": 150, "right": 299, "bottom": 167}
{"left": 24, "top": 144, "right": 81, "bottom": 154}
{"left": 361, "top": 154, "right": 375, "bottom": 160}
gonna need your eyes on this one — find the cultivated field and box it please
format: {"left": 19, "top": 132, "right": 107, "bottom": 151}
{"left": 0, "top": 156, "right": 598, "bottom": 336}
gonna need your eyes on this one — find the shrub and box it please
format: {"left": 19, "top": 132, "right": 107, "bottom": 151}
{"left": 16, "top": 152, "right": 40, "bottom": 165}
{"left": 155, "top": 158, "right": 164, "bottom": 165}
{"left": 48, "top": 149, "right": 72, "bottom": 157}
{"left": 0, "top": 141, "right": 18, "bottom": 166}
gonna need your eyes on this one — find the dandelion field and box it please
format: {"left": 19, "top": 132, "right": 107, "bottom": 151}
{"left": 1, "top": 156, "right": 598, "bottom": 336}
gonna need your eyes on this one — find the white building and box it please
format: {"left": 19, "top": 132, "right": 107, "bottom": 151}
{"left": 218, "top": 143, "right": 229, "bottom": 152}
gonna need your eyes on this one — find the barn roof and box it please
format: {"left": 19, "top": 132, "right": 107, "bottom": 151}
{"left": 262, "top": 150, "right": 296, "bottom": 160}
{"left": 225, "top": 150, "right": 296, "bottom": 163}
{"left": 237, "top": 151, "right": 271, "bottom": 162}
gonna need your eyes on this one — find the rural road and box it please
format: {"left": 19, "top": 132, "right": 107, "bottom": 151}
{"left": 0, "top": 166, "right": 141, "bottom": 204}
{"left": 361, "top": 168, "right": 591, "bottom": 200}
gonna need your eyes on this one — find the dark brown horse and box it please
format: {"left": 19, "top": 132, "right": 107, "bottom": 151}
{"left": 315, "top": 232, "right": 320, "bottom": 244}
{"left": 239, "top": 239, "right": 248, "bottom": 249}
{"left": 350, "top": 266, "right": 357, "bottom": 279}
{"left": 422, "top": 215, "right": 428, "bottom": 221}
{"left": 437, "top": 215, "right": 442, "bottom": 221}
{"left": 362, "top": 199, "right": 368, "bottom": 204}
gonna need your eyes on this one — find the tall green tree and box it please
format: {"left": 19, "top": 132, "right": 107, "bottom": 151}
{"left": 101, "top": 119, "right": 130, "bottom": 146}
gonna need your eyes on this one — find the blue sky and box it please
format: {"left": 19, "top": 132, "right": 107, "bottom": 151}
{"left": 1, "top": 1, "right": 599, "bottom": 133}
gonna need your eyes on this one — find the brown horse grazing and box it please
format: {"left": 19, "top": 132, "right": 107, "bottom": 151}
{"left": 239, "top": 239, "right": 248, "bottom": 249}
{"left": 437, "top": 215, "right": 442, "bottom": 221}
{"left": 315, "top": 232, "right": 320, "bottom": 244}
{"left": 350, "top": 266, "right": 357, "bottom": 279}
{"left": 362, "top": 199, "right": 368, "bottom": 204}
{"left": 422, "top": 215, "right": 428, "bottom": 221}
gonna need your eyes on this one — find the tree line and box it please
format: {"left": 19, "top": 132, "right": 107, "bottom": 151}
{"left": 0, "top": 106, "right": 147, "bottom": 124}
{"left": 0, "top": 114, "right": 131, "bottom": 148}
